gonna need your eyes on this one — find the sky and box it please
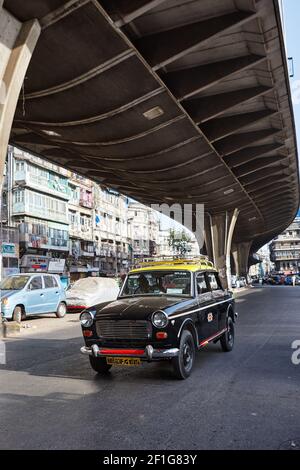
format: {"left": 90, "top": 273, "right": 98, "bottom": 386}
{"left": 284, "top": 0, "right": 300, "bottom": 216}
{"left": 284, "top": 0, "right": 300, "bottom": 143}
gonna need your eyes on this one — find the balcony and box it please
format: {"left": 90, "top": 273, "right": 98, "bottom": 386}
{"left": 69, "top": 224, "right": 93, "bottom": 241}
{"left": 13, "top": 201, "right": 68, "bottom": 224}
{"left": 14, "top": 170, "right": 70, "bottom": 200}
{"left": 19, "top": 233, "right": 69, "bottom": 251}
{"left": 271, "top": 252, "right": 300, "bottom": 260}
{"left": 271, "top": 245, "right": 300, "bottom": 250}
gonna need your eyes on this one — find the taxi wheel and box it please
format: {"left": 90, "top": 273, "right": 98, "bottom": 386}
{"left": 89, "top": 356, "right": 112, "bottom": 374}
{"left": 12, "top": 306, "right": 25, "bottom": 323}
{"left": 172, "top": 329, "right": 195, "bottom": 380}
{"left": 56, "top": 302, "right": 66, "bottom": 318}
{"left": 220, "top": 316, "right": 234, "bottom": 352}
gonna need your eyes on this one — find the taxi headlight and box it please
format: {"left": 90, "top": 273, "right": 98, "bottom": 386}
{"left": 152, "top": 311, "right": 168, "bottom": 328}
{"left": 80, "top": 310, "right": 95, "bottom": 328}
{"left": 2, "top": 298, "right": 9, "bottom": 306}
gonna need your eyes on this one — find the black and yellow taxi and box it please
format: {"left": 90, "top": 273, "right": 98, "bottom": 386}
{"left": 80, "top": 258, "right": 237, "bottom": 379}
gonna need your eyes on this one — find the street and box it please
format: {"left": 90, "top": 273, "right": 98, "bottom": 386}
{"left": 0, "top": 286, "right": 299, "bottom": 450}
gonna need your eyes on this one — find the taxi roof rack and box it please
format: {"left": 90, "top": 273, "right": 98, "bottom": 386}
{"left": 133, "top": 256, "right": 215, "bottom": 269}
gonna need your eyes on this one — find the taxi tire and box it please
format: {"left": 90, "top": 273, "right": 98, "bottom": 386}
{"left": 89, "top": 356, "right": 112, "bottom": 374}
{"left": 172, "top": 329, "right": 195, "bottom": 380}
{"left": 56, "top": 302, "right": 66, "bottom": 318}
{"left": 220, "top": 316, "right": 234, "bottom": 352}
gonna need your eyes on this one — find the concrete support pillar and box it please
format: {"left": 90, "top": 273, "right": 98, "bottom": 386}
{"left": 0, "top": 12, "right": 41, "bottom": 178}
{"left": 204, "top": 213, "right": 214, "bottom": 260}
{"left": 0, "top": 6, "right": 41, "bottom": 334}
{"left": 232, "top": 241, "right": 252, "bottom": 278}
{"left": 207, "top": 209, "right": 239, "bottom": 289}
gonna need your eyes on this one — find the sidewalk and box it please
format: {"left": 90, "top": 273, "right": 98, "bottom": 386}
{"left": 2, "top": 313, "right": 80, "bottom": 339}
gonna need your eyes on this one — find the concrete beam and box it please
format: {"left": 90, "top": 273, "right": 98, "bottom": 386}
{"left": 135, "top": 10, "right": 257, "bottom": 70}
{"left": 215, "top": 128, "right": 283, "bottom": 156}
{"left": 184, "top": 86, "right": 272, "bottom": 124}
{"left": 223, "top": 144, "right": 285, "bottom": 167}
{"left": 163, "top": 55, "right": 265, "bottom": 101}
{"left": 100, "top": 0, "right": 168, "bottom": 27}
{"left": 247, "top": 175, "right": 291, "bottom": 194}
{"left": 233, "top": 155, "right": 285, "bottom": 177}
{"left": 241, "top": 166, "right": 284, "bottom": 186}
{"left": 255, "top": 192, "right": 294, "bottom": 206}
{"left": 201, "top": 109, "right": 277, "bottom": 142}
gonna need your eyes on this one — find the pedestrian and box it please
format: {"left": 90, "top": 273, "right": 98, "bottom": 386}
{"left": 292, "top": 274, "right": 296, "bottom": 287}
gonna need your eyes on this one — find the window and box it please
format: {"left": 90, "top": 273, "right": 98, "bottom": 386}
{"left": 1, "top": 275, "right": 30, "bottom": 290}
{"left": 28, "top": 277, "right": 42, "bottom": 290}
{"left": 15, "top": 161, "right": 25, "bottom": 172}
{"left": 44, "top": 275, "right": 55, "bottom": 288}
{"left": 207, "top": 272, "right": 222, "bottom": 291}
{"left": 14, "top": 190, "right": 24, "bottom": 203}
{"left": 196, "top": 273, "right": 210, "bottom": 294}
{"left": 121, "top": 270, "right": 192, "bottom": 297}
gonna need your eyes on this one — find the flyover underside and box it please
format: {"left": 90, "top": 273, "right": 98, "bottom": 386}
{"left": 3, "top": 0, "right": 299, "bottom": 254}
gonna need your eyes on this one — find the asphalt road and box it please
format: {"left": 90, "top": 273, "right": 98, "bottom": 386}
{"left": 0, "top": 286, "right": 299, "bottom": 450}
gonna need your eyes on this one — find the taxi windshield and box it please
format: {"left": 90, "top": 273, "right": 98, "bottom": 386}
{"left": 120, "top": 270, "right": 192, "bottom": 297}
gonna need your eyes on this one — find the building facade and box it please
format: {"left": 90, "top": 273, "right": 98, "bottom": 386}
{"left": 3, "top": 147, "right": 70, "bottom": 275}
{"left": 67, "top": 173, "right": 96, "bottom": 280}
{"left": 270, "top": 218, "right": 300, "bottom": 273}
{"left": 127, "top": 202, "right": 159, "bottom": 260}
{"left": 1, "top": 147, "right": 202, "bottom": 281}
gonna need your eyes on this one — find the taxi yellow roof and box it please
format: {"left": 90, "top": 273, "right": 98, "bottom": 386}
{"left": 130, "top": 258, "right": 217, "bottom": 274}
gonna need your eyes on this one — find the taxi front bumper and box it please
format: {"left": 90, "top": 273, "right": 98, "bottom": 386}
{"left": 80, "top": 344, "right": 179, "bottom": 361}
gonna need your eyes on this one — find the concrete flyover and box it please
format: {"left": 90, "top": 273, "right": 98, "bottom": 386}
{"left": 0, "top": 0, "right": 299, "bottom": 283}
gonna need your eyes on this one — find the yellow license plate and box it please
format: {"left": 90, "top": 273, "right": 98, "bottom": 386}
{"left": 106, "top": 357, "right": 141, "bottom": 366}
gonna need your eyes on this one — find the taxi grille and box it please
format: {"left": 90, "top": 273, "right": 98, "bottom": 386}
{"left": 96, "top": 319, "right": 151, "bottom": 340}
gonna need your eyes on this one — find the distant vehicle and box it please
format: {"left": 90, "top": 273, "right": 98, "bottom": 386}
{"left": 251, "top": 276, "right": 259, "bottom": 284}
{"left": 0, "top": 273, "right": 67, "bottom": 321}
{"left": 238, "top": 277, "right": 247, "bottom": 287}
{"left": 268, "top": 275, "right": 285, "bottom": 285}
{"left": 285, "top": 275, "right": 300, "bottom": 286}
{"left": 66, "top": 277, "right": 120, "bottom": 313}
{"left": 231, "top": 276, "right": 246, "bottom": 288}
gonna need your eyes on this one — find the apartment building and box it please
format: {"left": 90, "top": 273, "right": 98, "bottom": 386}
{"left": 2, "top": 147, "right": 70, "bottom": 274}
{"left": 270, "top": 218, "right": 300, "bottom": 273}
{"left": 94, "top": 187, "right": 131, "bottom": 275}
{"left": 127, "top": 202, "right": 159, "bottom": 259}
{"left": 67, "top": 173, "right": 96, "bottom": 280}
